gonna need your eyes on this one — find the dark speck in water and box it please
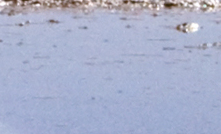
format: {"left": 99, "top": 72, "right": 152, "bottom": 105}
{"left": 15, "top": 21, "right": 30, "bottom": 27}
{"left": 66, "top": 29, "right": 72, "bottom": 32}
{"left": 120, "top": 17, "right": 127, "bottom": 20}
{"left": 214, "top": 20, "right": 221, "bottom": 24}
{"left": 17, "top": 42, "right": 23, "bottom": 46}
{"left": 25, "top": 20, "right": 30, "bottom": 24}
{"left": 203, "top": 54, "right": 211, "bottom": 57}
{"left": 114, "top": 60, "right": 124, "bottom": 64}
{"left": 16, "top": 23, "right": 24, "bottom": 27}
{"left": 118, "top": 90, "right": 123, "bottom": 94}
{"left": 16, "top": 21, "right": 30, "bottom": 27}
{"left": 126, "top": 25, "right": 132, "bottom": 28}
{"left": 184, "top": 45, "right": 196, "bottom": 49}
{"left": 147, "top": 39, "right": 172, "bottom": 41}
{"left": 23, "top": 60, "right": 29, "bottom": 64}
{"left": 152, "top": 13, "right": 158, "bottom": 17}
{"left": 78, "top": 26, "right": 88, "bottom": 29}
{"left": 0, "top": 39, "right": 3, "bottom": 43}
{"left": 103, "top": 39, "right": 108, "bottom": 42}
{"left": 163, "top": 47, "right": 176, "bottom": 50}
{"left": 48, "top": 19, "right": 60, "bottom": 24}
{"left": 73, "top": 16, "right": 82, "bottom": 19}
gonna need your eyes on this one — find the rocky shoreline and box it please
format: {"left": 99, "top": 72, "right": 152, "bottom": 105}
{"left": 0, "top": 0, "right": 220, "bottom": 10}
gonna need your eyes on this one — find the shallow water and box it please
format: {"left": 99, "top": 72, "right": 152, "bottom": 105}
{"left": 0, "top": 8, "right": 221, "bottom": 134}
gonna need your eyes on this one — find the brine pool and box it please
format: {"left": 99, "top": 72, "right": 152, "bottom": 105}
{"left": 0, "top": 8, "right": 221, "bottom": 134}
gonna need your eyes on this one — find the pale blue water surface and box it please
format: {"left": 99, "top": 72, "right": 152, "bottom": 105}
{"left": 0, "top": 8, "right": 221, "bottom": 134}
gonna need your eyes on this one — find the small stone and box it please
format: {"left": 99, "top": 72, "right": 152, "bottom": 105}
{"left": 16, "top": 23, "right": 24, "bottom": 27}
{"left": 176, "top": 22, "right": 199, "bottom": 33}
{"left": 164, "top": 2, "right": 178, "bottom": 8}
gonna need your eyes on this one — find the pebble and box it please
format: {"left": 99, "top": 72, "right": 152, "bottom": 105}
{"left": 176, "top": 22, "right": 200, "bottom": 33}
